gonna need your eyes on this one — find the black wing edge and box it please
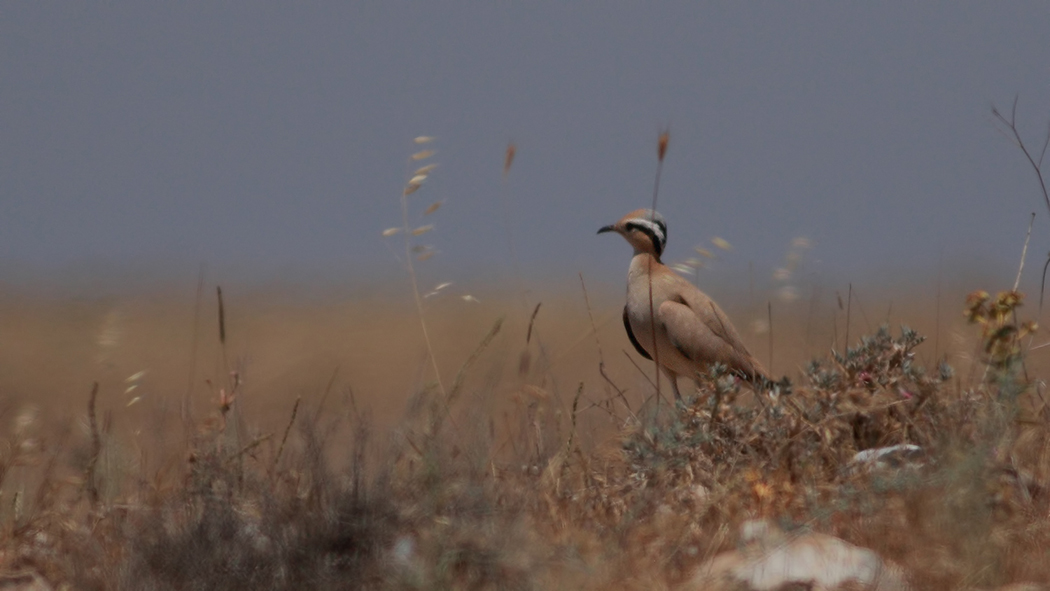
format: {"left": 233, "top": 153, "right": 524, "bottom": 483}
{"left": 623, "top": 306, "right": 652, "bottom": 360}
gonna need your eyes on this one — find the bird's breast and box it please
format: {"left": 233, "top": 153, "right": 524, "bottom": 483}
{"left": 624, "top": 275, "right": 670, "bottom": 351}
{"left": 625, "top": 258, "right": 672, "bottom": 315}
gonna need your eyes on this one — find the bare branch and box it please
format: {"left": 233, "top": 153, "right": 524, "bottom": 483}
{"left": 991, "top": 98, "right": 1050, "bottom": 216}
{"left": 1039, "top": 120, "right": 1050, "bottom": 168}
{"left": 1014, "top": 212, "right": 1036, "bottom": 292}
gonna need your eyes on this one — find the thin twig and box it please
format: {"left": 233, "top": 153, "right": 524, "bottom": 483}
{"left": 852, "top": 287, "right": 874, "bottom": 334}
{"left": 272, "top": 396, "right": 301, "bottom": 474}
{"left": 184, "top": 263, "right": 205, "bottom": 423}
{"left": 400, "top": 144, "right": 446, "bottom": 398}
{"left": 33, "top": 424, "right": 70, "bottom": 518}
{"left": 579, "top": 272, "right": 633, "bottom": 416}
{"left": 992, "top": 97, "right": 1050, "bottom": 216}
{"left": 564, "top": 382, "right": 583, "bottom": 457}
{"left": 994, "top": 101, "right": 1050, "bottom": 320}
{"left": 1014, "top": 212, "right": 1036, "bottom": 292}
{"left": 580, "top": 393, "right": 627, "bottom": 419}
{"left": 216, "top": 286, "right": 233, "bottom": 397}
{"left": 804, "top": 281, "right": 819, "bottom": 356}
{"left": 500, "top": 141, "right": 528, "bottom": 312}
{"left": 319, "top": 366, "right": 339, "bottom": 417}
{"left": 216, "top": 286, "right": 226, "bottom": 346}
{"left": 623, "top": 349, "right": 659, "bottom": 392}
{"left": 448, "top": 317, "right": 504, "bottom": 405}
{"left": 85, "top": 382, "right": 101, "bottom": 508}
{"left": 934, "top": 250, "right": 942, "bottom": 361}
{"left": 845, "top": 283, "right": 852, "bottom": 348}
{"left": 648, "top": 131, "right": 670, "bottom": 405}
{"left": 226, "top": 433, "right": 273, "bottom": 464}
{"left": 526, "top": 302, "right": 542, "bottom": 345}
{"left": 832, "top": 299, "right": 839, "bottom": 352}
{"left": 1040, "top": 254, "right": 1050, "bottom": 315}
{"left": 767, "top": 301, "right": 773, "bottom": 374}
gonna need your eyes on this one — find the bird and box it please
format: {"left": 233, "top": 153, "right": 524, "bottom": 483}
{"left": 598, "top": 208, "right": 766, "bottom": 401}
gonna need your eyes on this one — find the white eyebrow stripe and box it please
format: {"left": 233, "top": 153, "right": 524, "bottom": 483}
{"left": 627, "top": 218, "right": 666, "bottom": 245}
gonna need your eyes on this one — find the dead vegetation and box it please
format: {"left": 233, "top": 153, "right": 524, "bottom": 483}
{"left": 4, "top": 111, "right": 1050, "bottom": 589}
{"left": 0, "top": 282, "right": 1048, "bottom": 590}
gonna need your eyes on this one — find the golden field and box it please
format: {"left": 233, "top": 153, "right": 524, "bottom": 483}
{"left": 1, "top": 274, "right": 1049, "bottom": 589}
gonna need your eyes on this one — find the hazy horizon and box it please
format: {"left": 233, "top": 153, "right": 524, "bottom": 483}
{"left": 3, "top": 3, "right": 1050, "bottom": 297}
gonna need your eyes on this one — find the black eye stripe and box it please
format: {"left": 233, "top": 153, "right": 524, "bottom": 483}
{"left": 624, "top": 222, "right": 645, "bottom": 234}
{"left": 624, "top": 221, "right": 665, "bottom": 256}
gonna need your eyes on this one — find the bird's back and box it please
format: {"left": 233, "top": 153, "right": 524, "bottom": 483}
{"left": 665, "top": 277, "right": 766, "bottom": 381}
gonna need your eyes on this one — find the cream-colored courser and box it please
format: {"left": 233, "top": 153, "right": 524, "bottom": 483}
{"left": 599, "top": 209, "right": 766, "bottom": 400}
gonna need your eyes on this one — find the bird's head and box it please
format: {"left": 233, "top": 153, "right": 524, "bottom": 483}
{"left": 597, "top": 209, "right": 667, "bottom": 258}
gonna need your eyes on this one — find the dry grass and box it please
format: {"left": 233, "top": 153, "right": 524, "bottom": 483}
{"left": 0, "top": 279, "right": 1048, "bottom": 589}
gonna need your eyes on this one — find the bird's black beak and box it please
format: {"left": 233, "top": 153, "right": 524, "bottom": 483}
{"left": 597, "top": 224, "right": 616, "bottom": 235}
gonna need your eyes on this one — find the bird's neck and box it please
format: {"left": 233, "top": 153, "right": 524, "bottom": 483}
{"left": 631, "top": 247, "right": 660, "bottom": 261}
{"left": 628, "top": 252, "right": 662, "bottom": 280}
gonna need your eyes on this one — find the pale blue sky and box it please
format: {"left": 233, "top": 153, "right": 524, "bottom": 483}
{"left": 3, "top": 3, "right": 1049, "bottom": 292}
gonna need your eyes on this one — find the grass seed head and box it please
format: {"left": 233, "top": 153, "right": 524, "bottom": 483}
{"left": 504, "top": 142, "right": 516, "bottom": 176}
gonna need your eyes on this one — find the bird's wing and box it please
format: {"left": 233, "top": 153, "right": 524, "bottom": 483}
{"left": 623, "top": 305, "right": 652, "bottom": 360}
{"left": 658, "top": 293, "right": 765, "bottom": 380}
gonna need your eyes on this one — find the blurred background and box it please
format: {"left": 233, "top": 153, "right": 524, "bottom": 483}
{"left": 3, "top": 3, "right": 1050, "bottom": 289}
{"left": 3, "top": 3, "right": 1050, "bottom": 427}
